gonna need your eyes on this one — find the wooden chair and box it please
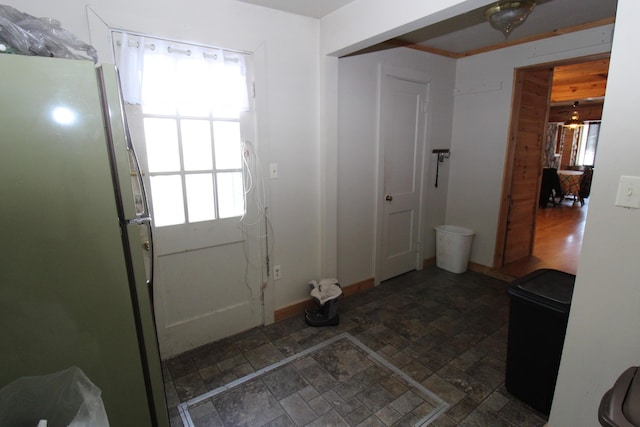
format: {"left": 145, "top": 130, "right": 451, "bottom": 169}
{"left": 539, "top": 168, "right": 563, "bottom": 208}
{"left": 579, "top": 167, "right": 594, "bottom": 201}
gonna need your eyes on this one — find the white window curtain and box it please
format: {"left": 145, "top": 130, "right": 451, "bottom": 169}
{"left": 115, "top": 32, "right": 249, "bottom": 117}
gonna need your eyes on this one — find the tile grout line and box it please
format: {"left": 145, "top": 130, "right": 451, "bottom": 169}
{"left": 342, "top": 334, "right": 450, "bottom": 426}
{"left": 178, "top": 331, "right": 449, "bottom": 427}
{"left": 178, "top": 332, "right": 347, "bottom": 425}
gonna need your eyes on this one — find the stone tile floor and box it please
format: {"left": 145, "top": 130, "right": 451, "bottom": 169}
{"left": 163, "top": 266, "right": 548, "bottom": 426}
{"left": 180, "top": 334, "right": 447, "bottom": 426}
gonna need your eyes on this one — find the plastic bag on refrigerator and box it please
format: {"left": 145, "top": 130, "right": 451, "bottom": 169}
{"left": 0, "top": 366, "right": 110, "bottom": 426}
{"left": 0, "top": 4, "right": 98, "bottom": 62}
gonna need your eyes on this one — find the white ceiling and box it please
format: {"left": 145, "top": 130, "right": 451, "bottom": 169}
{"left": 402, "top": 0, "right": 617, "bottom": 55}
{"left": 235, "top": 0, "right": 617, "bottom": 56}
{"left": 236, "top": 0, "right": 355, "bottom": 19}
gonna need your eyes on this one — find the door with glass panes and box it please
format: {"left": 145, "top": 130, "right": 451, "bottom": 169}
{"left": 115, "top": 33, "right": 264, "bottom": 356}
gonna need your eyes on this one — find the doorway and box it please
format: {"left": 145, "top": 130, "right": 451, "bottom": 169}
{"left": 500, "top": 199, "right": 588, "bottom": 277}
{"left": 494, "top": 56, "right": 609, "bottom": 275}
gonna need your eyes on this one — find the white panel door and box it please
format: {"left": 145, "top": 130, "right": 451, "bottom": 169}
{"left": 126, "top": 105, "right": 264, "bottom": 358}
{"left": 378, "top": 71, "right": 428, "bottom": 282}
{"left": 113, "top": 35, "right": 265, "bottom": 357}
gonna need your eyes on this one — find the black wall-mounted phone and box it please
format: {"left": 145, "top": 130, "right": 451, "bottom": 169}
{"left": 432, "top": 149, "right": 450, "bottom": 188}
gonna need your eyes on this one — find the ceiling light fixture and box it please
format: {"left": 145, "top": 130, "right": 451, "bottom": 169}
{"left": 564, "top": 102, "right": 585, "bottom": 129}
{"left": 484, "top": 1, "right": 536, "bottom": 38}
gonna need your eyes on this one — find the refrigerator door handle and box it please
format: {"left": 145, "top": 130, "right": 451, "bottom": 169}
{"left": 117, "top": 69, "right": 152, "bottom": 221}
{"left": 110, "top": 67, "right": 155, "bottom": 290}
{"left": 127, "top": 140, "right": 150, "bottom": 219}
{"left": 144, "top": 219, "right": 155, "bottom": 288}
{"left": 126, "top": 216, "right": 154, "bottom": 287}
{"left": 127, "top": 216, "right": 152, "bottom": 225}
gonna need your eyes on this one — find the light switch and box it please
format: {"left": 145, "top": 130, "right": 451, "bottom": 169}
{"left": 615, "top": 176, "right": 640, "bottom": 209}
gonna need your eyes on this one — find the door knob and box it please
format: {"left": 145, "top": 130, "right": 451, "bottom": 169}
{"left": 143, "top": 241, "right": 150, "bottom": 251}
{"left": 385, "top": 195, "right": 393, "bottom": 201}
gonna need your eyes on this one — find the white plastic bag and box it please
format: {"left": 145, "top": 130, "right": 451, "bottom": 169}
{"left": 0, "top": 4, "right": 97, "bottom": 62}
{"left": 308, "top": 278, "right": 342, "bottom": 305}
{"left": 0, "top": 366, "right": 110, "bottom": 427}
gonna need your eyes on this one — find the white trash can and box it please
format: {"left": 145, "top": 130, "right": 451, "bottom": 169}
{"left": 435, "top": 225, "right": 475, "bottom": 273}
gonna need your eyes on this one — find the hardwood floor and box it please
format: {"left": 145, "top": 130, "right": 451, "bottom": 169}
{"left": 499, "top": 197, "right": 588, "bottom": 278}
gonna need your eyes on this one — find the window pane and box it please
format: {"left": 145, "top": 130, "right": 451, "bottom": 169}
{"left": 176, "top": 59, "right": 210, "bottom": 117}
{"left": 144, "top": 118, "right": 181, "bottom": 172}
{"left": 583, "top": 123, "right": 600, "bottom": 166}
{"left": 150, "top": 175, "right": 185, "bottom": 226}
{"left": 217, "top": 172, "right": 244, "bottom": 218}
{"left": 213, "top": 121, "right": 242, "bottom": 170}
{"left": 142, "top": 55, "right": 177, "bottom": 115}
{"left": 181, "top": 120, "right": 213, "bottom": 171}
{"left": 210, "top": 59, "right": 248, "bottom": 119}
{"left": 185, "top": 174, "right": 216, "bottom": 222}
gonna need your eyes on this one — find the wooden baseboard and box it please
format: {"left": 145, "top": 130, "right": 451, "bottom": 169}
{"left": 274, "top": 277, "right": 375, "bottom": 322}
{"left": 468, "top": 262, "right": 516, "bottom": 282}
{"left": 273, "top": 261, "right": 512, "bottom": 323}
{"left": 273, "top": 299, "right": 317, "bottom": 323}
{"left": 427, "top": 258, "right": 514, "bottom": 282}
{"left": 341, "top": 277, "right": 375, "bottom": 297}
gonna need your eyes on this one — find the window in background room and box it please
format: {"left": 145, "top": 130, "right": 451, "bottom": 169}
{"left": 577, "top": 122, "right": 600, "bottom": 166}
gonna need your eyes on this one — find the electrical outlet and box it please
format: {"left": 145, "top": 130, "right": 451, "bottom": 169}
{"left": 269, "top": 163, "right": 278, "bottom": 179}
{"left": 273, "top": 265, "right": 282, "bottom": 280}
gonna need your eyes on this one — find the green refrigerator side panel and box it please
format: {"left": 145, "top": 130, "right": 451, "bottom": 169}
{"left": 100, "top": 64, "right": 170, "bottom": 427}
{"left": 0, "top": 55, "right": 165, "bottom": 426}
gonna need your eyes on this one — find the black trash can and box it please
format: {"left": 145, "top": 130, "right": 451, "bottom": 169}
{"left": 505, "top": 269, "right": 575, "bottom": 415}
{"left": 598, "top": 366, "right": 640, "bottom": 426}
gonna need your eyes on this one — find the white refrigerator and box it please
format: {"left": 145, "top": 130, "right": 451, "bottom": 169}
{"left": 0, "top": 54, "right": 169, "bottom": 426}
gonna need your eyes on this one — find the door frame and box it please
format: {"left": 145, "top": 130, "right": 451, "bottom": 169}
{"left": 493, "top": 65, "right": 553, "bottom": 268}
{"left": 374, "top": 65, "right": 430, "bottom": 283}
{"left": 493, "top": 53, "right": 610, "bottom": 268}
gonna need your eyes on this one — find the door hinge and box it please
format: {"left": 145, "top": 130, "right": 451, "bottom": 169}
{"left": 252, "top": 81, "right": 256, "bottom": 98}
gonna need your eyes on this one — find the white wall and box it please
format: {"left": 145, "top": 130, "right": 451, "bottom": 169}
{"left": 448, "top": 25, "right": 613, "bottom": 266}
{"left": 337, "top": 48, "right": 456, "bottom": 286}
{"left": 319, "top": 0, "right": 491, "bottom": 282}
{"left": 549, "top": 0, "right": 640, "bottom": 424}
{"left": 7, "top": 0, "right": 322, "bottom": 356}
